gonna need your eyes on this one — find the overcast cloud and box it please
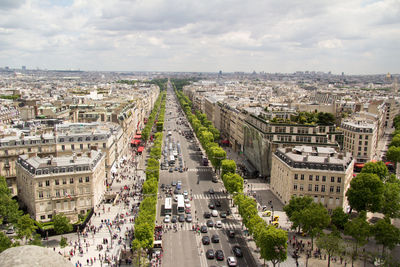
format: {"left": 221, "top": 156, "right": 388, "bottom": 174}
{"left": 0, "top": 0, "right": 399, "bottom": 74}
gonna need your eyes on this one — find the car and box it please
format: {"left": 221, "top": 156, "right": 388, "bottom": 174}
{"left": 206, "top": 220, "right": 214, "bottom": 227}
{"left": 169, "top": 168, "right": 173, "bottom": 172}
{"left": 174, "top": 188, "right": 180, "bottom": 194}
{"left": 227, "top": 256, "right": 238, "bottom": 266}
{"left": 176, "top": 184, "right": 182, "bottom": 190}
{"left": 185, "top": 203, "right": 191, "bottom": 209}
{"left": 215, "top": 250, "right": 224, "bottom": 261}
{"left": 186, "top": 214, "right": 193, "bottom": 222}
{"left": 179, "top": 168, "right": 183, "bottom": 173}
{"left": 211, "top": 234, "right": 219, "bottom": 243}
{"left": 211, "top": 210, "right": 218, "bottom": 217}
{"left": 208, "top": 202, "right": 215, "bottom": 209}
{"left": 215, "top": 221, "right": 222, "bottom": 228}
{"left": 212, "top": 176, "right": 218, "bottom": 183}
{"left": 208, "top": 188, "right": 215, "bottom": 194}
{"left": 227, "top": 230, "right": 235, "bottom": 238}
{"left": 171, "top": 215, "right": 177, "bottom": 223}
{"left": 5, "top": 227, "right": 14, "bottom": 235}
{"left": 215, "top": 200, "right": 221, "bottom": 207}
{"left": 232, "top": 246, "right": 243, "bottom": 257}
{"left": 200, "top": 226, "right": 208, "bottom": 233}
{"left": 177, "top": 180, "right": 182, "bottom": 186}
{"left": 178, "top": 214, "right": 185, "bottom": 222}
{"left": 174, "top": 167, "right": 178, "bottom": 171}
{"left": 220, "top": 212, "right": 227, "bottom": 218}
{"left": 161, "top": 184, "right": 165, "bottom": 189}
{"left": 171, "top": 181, "right": 177, "bottom": 186}
{"left": 204, "top": 212, "right": 211, "bottom": 218}
{"left": 184, "top": 198, "right": 190, "bottom": 203}
{"left": 206, "top": 249, "right": 215, "bottom": 259}
{"left": 185, "top": 208, "right": 191, "bottom": 214}
{"left": 183, "top": 190, "right": 188, "bottom": 197}
{"left": 164, "top": 215, "right": 171, "bottom": 223}
{"left": 202, "top": 236, "right": 210, "bottom": 245}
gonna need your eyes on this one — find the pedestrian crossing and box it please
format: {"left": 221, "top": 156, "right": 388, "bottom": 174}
{"left": 192, "top": 193, "right": 227, "bottom": 200}
{"left": 163, "top": 221, "right": 240, "bottom": 231}
{"left": 187, "top": 168, "right": 212, "bottom": 172}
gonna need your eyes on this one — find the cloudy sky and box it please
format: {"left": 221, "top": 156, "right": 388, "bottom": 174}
{"left": 0, "top": 0, "right": 399, "bottom": 74}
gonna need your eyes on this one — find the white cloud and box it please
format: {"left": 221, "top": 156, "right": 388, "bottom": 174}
{"left": 0, "top": 0, "right": 398, "bottom": 73}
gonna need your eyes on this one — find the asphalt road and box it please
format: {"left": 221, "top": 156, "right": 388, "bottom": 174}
{"left": 156, "top": 85, "right": 256, "bottom": 267}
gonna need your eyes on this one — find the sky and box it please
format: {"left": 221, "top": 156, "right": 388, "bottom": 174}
{"left": 0, "top": 0, "right": 399, "bottom": 74}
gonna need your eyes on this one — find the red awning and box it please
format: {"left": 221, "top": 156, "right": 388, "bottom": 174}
{"left": 385, "top": 162, "right": 393, "bottom": 166}
{"left": 131, "top": 139, "right": 141, "bottom": 145}
{"left": 137, "top": 146, "right": 144, "bottom": 153}
{"left": 354, "top": 163, "right": 365, "bottom": 168}
{"left": 136, "top": 130, "right": 142, "bottom": 135}
{"left": 221, "top": 140, "right": 230, "bottom": 144}
{"left": 134, "top": 135, "right": 142, "bottom": 139}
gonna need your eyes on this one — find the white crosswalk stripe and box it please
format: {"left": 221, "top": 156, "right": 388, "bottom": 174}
{"left": 192, "top": 193, "right": 227, "bottom": 200}
{"left": 168, "top": 222, "right": 240, "bottom": 231}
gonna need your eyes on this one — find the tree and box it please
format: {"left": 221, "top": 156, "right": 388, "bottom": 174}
{"left": 373, "top": 218, "right": 400, "bottom": 258}
{"left": 330, "top": 207, "right": 349, "bottom": 231}
{"left": 209, "top": 147, "right": 226, "bottom": 173}
{"left": 316, "top": 233, "right": 344, "bottom": 267}
{"left": 53, "top": 213, "right": 73, "bottom": 235}
{"left": 283, "top": 196, "right": 313, "bottom": 232}
{"left": 28, "top": 233, "right": 43, "bottom": 246}
{"left": 346, "top": 173, "right": 384, "bottom": 213}
{"left": 259, "top": 226, "right": 288, "bottom": 267}
{"left": 0, "top": 176, "right": 22, "bottom": 224}
{"left": 298, "top": 203, "right": 330, "bottom": 250}
{"left": 344, "top": 211, "right": 371, "bottom": 266}
{"left": 132, "top": 239, "right": 144, "bottom": 267}
{"left": 389, "top": 135, "right": 400, "bottom": 148}
{"left": 381, "top": 182, "right": 400, "bottom": 218}
{"left": 0, "top": 232, "right": 12, "bottom": 253}
{"left": 221, "top": 159, "right": 236, "bottom": 178}
{"left": 135, "top": 222, "right": 153, "bottom": 250}
{"left": 386, "top": 146, "right": 400, "bottom": 163}
{"left": 222, "top": 173, "right": 243, "bottom": 194}
{"left": 360, "top": 161, "right": 389, "bottom": 181}
{"left": 16, "top": 214, "right": 37, "bottom": 243}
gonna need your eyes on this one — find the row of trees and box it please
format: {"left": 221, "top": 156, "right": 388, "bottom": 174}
{"left": 141, "top": 92, "right": 165, "bottom": 142}
{"left": 174, "top": 82, "right": 288, "bottom": 267}
{"left": 386, "top": 115, "right": 400, "bottom": 163}
{"left": 132, "top": 91, "right": 166, "bottom": 266}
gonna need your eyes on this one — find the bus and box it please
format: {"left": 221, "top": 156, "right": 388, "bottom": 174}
{"left": 202, "top": 156, "right": 209, "bottom": 166}
{"left": 177, "top": 195, "right": 185, "bottom": 213}
{"left": 168, "top": 131, "right": 172, "bottom": 136}
{"left": 164, "top": 197, "right": 172, "bottom": 215}
{"left": 169, "top": 155, "right": 175, "bottom": 165}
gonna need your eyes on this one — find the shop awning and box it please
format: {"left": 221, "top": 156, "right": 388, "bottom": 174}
{"left": 136, "top": 130, "right": 142, "bottom": 135}
{"left": 131, "top": 139, "right": 141, "bottom": 144}
{"left": 221, "top": 140, "right": 230, "bottom": 144}
{"left": 385, "top": 162, "right": 394, "bottom": 166}
{"left": 134, "top": 135, "right": 142, "bottom": 139}
{"left": 354, "top": 163, "right": 365, "bottom": 168}
{"left": 137, "top": 146, "right": 144, "bottom": 153}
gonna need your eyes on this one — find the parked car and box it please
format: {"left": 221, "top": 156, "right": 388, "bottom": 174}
{"left": 208, "top": 202, "right": 215, "bottom": 209}
{"left": 215, "top": 200, "right": 221, "bottom": 207}
{"left": 215, "top": 221, "right": 222, "bottom": 228}
{"left": 178, "top": 214, "right": 185, "bottom": 222}
{"left": 208, "top": 188, "right": 215, "bottom": 194}
{"left": 171, "top": 216, "right": 177, "bottom": 223}
{"left": 227, "top": 230, "right": 235, "bottom": 238}
{"left": 211, "top": 210, "right": 218, "bottom": 217}
{"left": 164, "top": 215, "right": 171, "bottom": 223}
{"left": 220, "top": 212, "right": 227, "bottom": 218}
{"left": 186, "top": 214, "right": 193, "bottom": 222}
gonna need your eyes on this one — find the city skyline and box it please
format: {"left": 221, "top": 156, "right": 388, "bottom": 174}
{"left": 0, "top": 0, "right": 399, "bottom": 74}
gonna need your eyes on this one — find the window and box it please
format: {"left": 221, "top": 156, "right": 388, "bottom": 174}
{"left": 336, "top": 186, "right": 341, "bottom": 193}
{"left": 48, "top": 214, "right": 52, "bottom": 219}
{"left": 70, "top": 178, "right": 74, "bottom": 184}
{"left": 321, "top": 185, "right": 325, "bottom": 192}
{"left": 70, "top": 189, "right": 74, "bottom": 195}
{"left": 71, "top": 144, "right": 75, "bottom": 150}
{"left": 46, "top": 191, "right": 51, "bottom": 198}
{"left": 365, "top": 135, "right": 368, "bottom": 140}
{"left": 322, "top": 176, "right": 326, "bottom": 182}
{"left": 79, "top": 187, "right": 83, "bottom": 194}
{"left": 85, "top": 177, "right": 90, "bottom": 182}
{"left": 63, "top": 189, "right": 67, "bottom": 196}
{"left": 38, "top": 191, "right": 43, "bottom": 198}
{"left": 331, "top": 177, "right": 335, "bottom": 182}
{"left": 364, "top": 147, "right": 367, "bottom": 151}
{"left": 61, "top": 145, "right": 65, "bottom": 151}
{"left": 330, "top": 186, "right": 334, "bottom": 193}
{"left": 55, "top": 179, "right": 59, "bottom": 185}
{"left": 309, "top": 175, "right": 313, "bottom": 181}
{"left": 300, "top": 174, "right": 304, "bottom": 180}
{"left": 359, "top": 140, "right": 362, "bottom": 145}
{"left": 86, "top": 187, "right": 90, "bottom": 193}
{"left": 337, "top": 177, "right": 342, "bottom": 183}
{"left": 45, "top": 180, "right": 50, "bottom": 186}
{"left": 314, "top": 185, "right": 319, "bottom": 192}
{"left": 56, "top": 190, "right": 60, "bottom": 197}
{"left": 365, "top": 141, "right": 368, "bottom": 145}
{"left": 293, "top": 184, "right": 298, "bottom": 190}
{"left": 300, "top": 185, "right": 304, "bottom": 191}
{"left": 103, "top": 143, "right": 106, "bottom": 148}
{"left": 63, "top": 179, "right": 67, "bottom": 185}
{"left": 315, "top": 175, "right": 319, "bottom": 181}
{"left": 80, "top": 144, "right": 83, "bottom": 149}
{"left": 79, "top": 177, "right": 83, "bottom": 183}
{"left": 308, "top": 184, "right": 312, "bottom": 191}
{"left": 38, "top": 181, "right": 43, "bottom": 187}
{"left": 294, "top": 174, "right": 298, "bottom": 180}
{"left": 60, "top": 138, "right": 64, "bottom": 142}
{"left": 40, "top": 215, "right": 45, "bottom": 220}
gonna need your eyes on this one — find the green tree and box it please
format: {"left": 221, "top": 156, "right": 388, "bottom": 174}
{"left": 209, "top": 147, "right": 226, "bottom": 173}
{"left": 221, "top": 159, "right": 236, "bottom": 178}
{"left": 0, "top": 176, "right": 22, "bottom": 224}
{"left": 283, "top": 196, "right": 313, "bottom": 232}
{"left": 259, "top": 226, "right": 288, "bottom": 267}
{"left": 373, "top": 218, "right": 400, "bottom": 257}
{"left": 344, "top": 211, "right": 370, "bottom": 265}
{"left": 389, "top": 135, "right": 400, "bottom": 148}
{"left": 53, "top": 213, "right": 73, "bottom": 235}
{"left": 135, "top": 222, "right": 154, "bottom": 250}
{"left": 346, "top": 173, "right": 384, "bottom": 213}
{"left": 28, "top": 233, "right": 43, "bottom": 246}
{"left": 0, "top": 232, "right": 12, "bottom": 253}
{"left": 132, "top": 239, "right": 145, "bottom": 267}
{"left": 16, "top": 214, "right": 37, "bottom": 243}
{"left": 298, "top": 203, "right": 330, "bottom": 250}
{"left": 330, "top": 207, "right": 349, "bottom": 231}
{"left": 316, "top": 233, "right": 344, "bottom": 267}
{"left": 360, "top": 161, "right": 389, "bottom": 181}
{"left": 381, "top": 182, "right": 400, "bottom": 218}
{"left": 222, "top": 173, "right": 243, "bottom": 194}
{"left": 386, "top": 146, "right": 400, "bottom": 163}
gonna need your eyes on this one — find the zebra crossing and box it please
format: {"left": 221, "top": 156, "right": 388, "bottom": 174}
{"left": 165, "top": 221, "right": 240, "bottom": 231}
{"left": 187, "top": 167, "right": 212, "bottom": 172}
{"left": 192, "top": 193, "right": 227, "bottom": 200}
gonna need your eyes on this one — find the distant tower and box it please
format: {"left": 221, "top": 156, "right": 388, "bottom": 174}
{"left": 393, "top": 77, "right": 399, "bottom": 94}
{"left": 22, "top": 66, "right": 26, "bottom": 71}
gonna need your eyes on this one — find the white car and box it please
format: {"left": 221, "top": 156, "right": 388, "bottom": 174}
{"left": 211, "top": 210, "right": 218, "bottom": 217}
{"left": 227, "top": 256, "right": 237, "bottom": 266}
{"left": 177, "top": 180, "right": 182, "bottom": 186}
{"left": 215, "top": 221, "right": 222, "bottom": 228}
{"left": 184, "top": 198, "right": 190, "bottom": 203}
{"left": 183, "top": 190, "right": 188, "bottom": 197}
{"left": 185, "top": 203, "right": 191, "bottom": 209}
{"left": 164, "top": 215, "right": 171, "bottom": 223}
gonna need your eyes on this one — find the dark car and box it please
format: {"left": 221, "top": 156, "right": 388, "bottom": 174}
{"left": 202, "top": 236, "right": 210, "bottom": 245}
{"left": 179, "top": 168, "right": 183, "bottom": 173}
{"left": 204, "top": 212, "right": 211, "bottom": 218}
{"left": 227, "top": 230, "right": 235, "bottom": 238}
{"left": 232, "top": 246, "right": 243, "bottom": 257}
{"left": 215, "top": 200, "right": 221, "bottom": 207}
{"left": 169, "top": 168, "right": 173, "bottom": 172}
{"left": 174, "top": 188, "right": 180, "bottom": 194}
{"left": 215, "top": 250, "right": 224, "bottom": 261}
{"left": 206, "top": 249, "right": 215, "bottom": 259}
{"left": 178, "top": 214, "right": 185, "bottom": 222}
{"left": 200, "top": 225, "right": 208, "bottom": 233}
{"left": 171, "top": 215, "right": 177, "bottom": 223}
{"left": 171, "top": 181, "right": 177, "bottom": 186}
{"left": 206, "top": 220, "right": 214, "bottom": 227}
{"left": 212, "top": 176, "right": 218, "bottom": 183}
{"left": 161, "top": 184, "right": 165, "bottom": 189}
{"left": 211, "top": 234, "right": 219, "bottom": 243}
{"left": 220, "top": 212, "right": 227, "bottom": 218}
{"left": 208, "top": 188, "right": 215, "bottom": 194}
{"left": 208, "top": 202, "right": 215, "bottom": 209}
